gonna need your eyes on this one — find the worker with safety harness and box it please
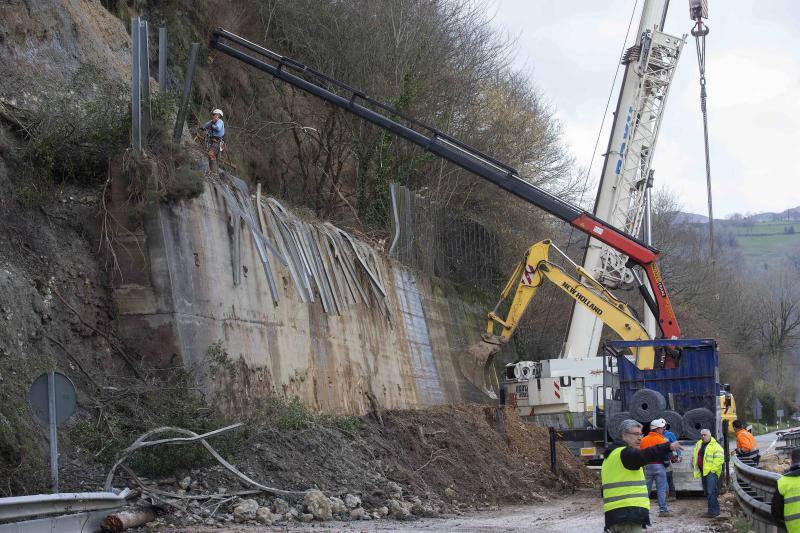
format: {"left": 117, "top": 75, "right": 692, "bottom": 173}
{"left": 771, "top": 447, "right": 800, "bottom": 532}
{"left": 199, "top": 108, "right": 225, "bottom": 172}
{"left": 602, "top": 419, "right": 682, "bottom": 532}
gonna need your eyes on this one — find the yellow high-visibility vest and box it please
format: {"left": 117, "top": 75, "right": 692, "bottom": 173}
{"left": 601, "top": 446, "right": 650, "bottom": 513}
{"left": 777, "top": 475, "right": 800, "bottom": 533}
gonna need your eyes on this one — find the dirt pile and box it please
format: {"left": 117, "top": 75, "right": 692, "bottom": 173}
{"left": 110, "top": 404, "right": 596, "bottom": 528}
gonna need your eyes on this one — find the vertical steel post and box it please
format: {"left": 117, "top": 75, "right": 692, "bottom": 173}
{"left": 158, "top": 27, "right": 168, "bottom": 96}
{"left": 47, "top": 370, "right": 59, "bottom": 493}
{"left": 140, "top": 20, "right": 151, "bottom": 139}
{"left": 549, "top": 427, "right": 557, "bottom": 474}
{"left": 722, "top": 420, "right": 730, "bottom": 487}
{"left": 173, "top": 43, "right": 200, "bottom": 142}
{"left": 130, "top": 17, "right": 141, "bottom": 152}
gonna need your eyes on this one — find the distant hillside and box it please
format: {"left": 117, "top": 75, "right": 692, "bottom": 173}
{"left": 675, "top": 211, "right": 708, "bottom": 224}
{"left": 723, "top": 220, "right": 800, "bottom": 270}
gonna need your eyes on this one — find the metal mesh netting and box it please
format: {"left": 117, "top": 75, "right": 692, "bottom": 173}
{"left": 629, "top": 388, "right": 667, "bottom": 423}
{"left": 607, "top": 411, "right": 634, "bottom": 441}
{"left": 389, "top": 183, "right": 501, "bottom": 291}
{"left": 658, "top": 410, "right": 684, "bottom": 437}
{"left": 682, "top": 407, "right": 715, "bottom": 441}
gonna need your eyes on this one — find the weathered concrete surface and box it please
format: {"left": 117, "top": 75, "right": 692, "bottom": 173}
{"left": 112, "top": 178, "right": 490, "bottom": 414}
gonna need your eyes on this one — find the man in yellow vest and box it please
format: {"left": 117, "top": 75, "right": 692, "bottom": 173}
{"left": 771, "top": 447, "right": 800, "bottom": 532}
{"left": 602, "top": 419, "right": 682, "bottom": 532}
{"left": 692, "top": 428, "right": 725, "bottom": 518}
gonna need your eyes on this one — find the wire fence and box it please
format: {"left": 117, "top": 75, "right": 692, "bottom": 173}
{"left": 389, "top": 182, "right": 502, "bottom": 292}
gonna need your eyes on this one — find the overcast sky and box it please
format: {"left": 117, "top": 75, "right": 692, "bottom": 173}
{"left": 492, "top": 1, "right": 800, "bottom": 218}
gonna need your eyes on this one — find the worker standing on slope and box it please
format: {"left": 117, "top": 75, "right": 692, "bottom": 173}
{"left": 199, "top": 108, "right": 225, "bottom": 172}
{"left": 602, "top": 419, "right": 682, "bottom": 532}
{"left": 731, "top": 419, "right": 760, "bottom": 465}
{"left": 771, "top": 447, "right": 800, "bottom": 532}
{"left": 692, "top": 428, "right": 724, "bottom": 518}
{"left": 640, "top": 418, "right": 671, "bottom": 516}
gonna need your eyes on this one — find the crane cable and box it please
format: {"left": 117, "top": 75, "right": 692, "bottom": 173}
{"left": 692, "top": 15, "right": 715, "bottom": 264}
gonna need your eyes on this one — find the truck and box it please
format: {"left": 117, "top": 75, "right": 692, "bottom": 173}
{"left": 603, "top": 338, "right": 729, "bottom": 491}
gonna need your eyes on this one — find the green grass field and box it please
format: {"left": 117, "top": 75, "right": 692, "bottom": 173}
{"left": 723, "top": 221, "right": 800, "bottom": 270}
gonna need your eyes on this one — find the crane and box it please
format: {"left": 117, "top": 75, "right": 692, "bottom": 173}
{"left": 209, "top": 28, "right": 681, "bottom": 344}
{"left": 563, "top": 0, "right": 691, "bottom": 359}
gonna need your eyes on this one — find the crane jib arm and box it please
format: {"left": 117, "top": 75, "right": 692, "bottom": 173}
{"left": 208, "top": 29, "right": 681, "bottom": 339}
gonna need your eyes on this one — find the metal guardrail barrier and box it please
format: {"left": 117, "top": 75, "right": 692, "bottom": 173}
{"left": 0, "top": 489, "right": 130, "bottom": 532}
{"left": 732, "top": 454, "right": 783, "bottom": 533}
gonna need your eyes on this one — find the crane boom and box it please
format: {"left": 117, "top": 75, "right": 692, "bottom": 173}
{"left": 208, "top": 28, "right": 680, "bottom": 341}
{"left": 564, "top": 0, "right": 685, "bottom": 359}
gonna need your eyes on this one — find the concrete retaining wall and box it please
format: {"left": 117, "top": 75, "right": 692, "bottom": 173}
{"left": 111, "top": 177, "right": 489, "bottom": 415}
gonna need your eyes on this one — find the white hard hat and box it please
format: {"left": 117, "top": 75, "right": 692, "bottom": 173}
{"left": 650, "top": 418, "right": 666, "bottom": 429}
{"left": 211, "top": 108, "right": 224, "bottom": 118}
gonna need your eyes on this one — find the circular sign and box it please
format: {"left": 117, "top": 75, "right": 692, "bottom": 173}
{"left": 28, "top": 372, "right": 77, "bottom": 426}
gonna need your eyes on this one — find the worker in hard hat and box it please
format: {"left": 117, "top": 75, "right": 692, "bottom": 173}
{"left": 602, "top": 419, "right": 682, "bottom": 532}
{"left": 199, "top": 108, "right": 225, "bottom": 172}
{"left": 731, "top": 419, "right": 760, "bottom": 466}
{"left": 771, "top": 447, "right": 800, "bottom": 532}
{"left": 640, "top": 418, "right": 671, "bottom": 516}
{"left": 693, "top": 428, "right": 724, "bottom": 518}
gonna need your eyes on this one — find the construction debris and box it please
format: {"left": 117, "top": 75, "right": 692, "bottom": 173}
{"left": 208, "top": 173, "right": 391, "bottom": 320}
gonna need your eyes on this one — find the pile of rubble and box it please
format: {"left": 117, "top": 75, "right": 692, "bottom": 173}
{"left": 136, "top": 478, "right": 447, "bottom": 529}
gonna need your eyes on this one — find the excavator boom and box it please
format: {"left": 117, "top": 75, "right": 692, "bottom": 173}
{"left": 461, "top": 241, "right": 656, "bottom": 397}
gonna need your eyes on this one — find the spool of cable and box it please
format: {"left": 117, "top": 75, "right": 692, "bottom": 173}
{"left": 658, "top": 410, "right": 684, "bottom": 438}
{"left": 629, "top": 389, "right": 667, "bottom": 422}
{"left": 608, "top": 411, "right": 634, "bottom": 441}
{"left": 682, "top": 407, "right": 715, "bottom": 440}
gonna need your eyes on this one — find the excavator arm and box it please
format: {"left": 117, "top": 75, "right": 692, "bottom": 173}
{"left": 461, "top": 240, "right": 655, "bottom": 397}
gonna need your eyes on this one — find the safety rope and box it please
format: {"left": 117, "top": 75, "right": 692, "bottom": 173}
{"left": 692, "top": 16, "right": 715, "bottom": 264}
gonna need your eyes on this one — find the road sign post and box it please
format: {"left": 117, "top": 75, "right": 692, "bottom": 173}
{"left": 29, "top": 371, "right": 77, "bottom": 493}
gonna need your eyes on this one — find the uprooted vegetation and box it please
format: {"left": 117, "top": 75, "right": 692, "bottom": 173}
{"left": 98, "top": 400, "right": 595, "bottom": 526}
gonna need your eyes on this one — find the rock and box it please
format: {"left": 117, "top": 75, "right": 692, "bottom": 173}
{"left": 387, "top": 499, "right": 413, "bottom": 520}
{"left": 273, "top": 497, "right": 290, "bottom": 515}
{"left": 233, "top": 498, "right": 259, "bottom": 522}
{"left": 304, "top": 489, "right": 333, "bottom": 521}
{"left": 204, "top": 518, "right": 217, "bottom": 526}
{"left": 301, "top": 513, "right": 314, "bottom": 523}
{"left": 377, "top": 506, "right": 389, "bottom": 518}
{"left": 372, "top": 511, "right": 381, "bottom": 519}
{"left": 349, "top": 507, "right": 367, "bottom": 520}
{"left": 178, "top": 476, "right": 191, "bottom": 490}
{"left": 444, "top": 486, "right": 457, "bottom": 499}
{"left": 329, "top": 496, "right": 347, "bottom": 515}
{"left": 255, "top": 506, "right": 274, "bottom": 525}
{"left": 344, "top": 493, "right": 362, "bottom": 509}
{"left": 386, "top": 481, "right": 403, "bottom": 499}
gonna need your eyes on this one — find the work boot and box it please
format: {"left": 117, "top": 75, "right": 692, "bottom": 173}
{"left": 667, "top": 492, "right": 677, "bottom": 501}
{"left": 658, "top": 511, "right": 671, "bottom": 517}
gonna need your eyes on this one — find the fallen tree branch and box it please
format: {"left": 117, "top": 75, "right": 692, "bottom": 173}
{"left": 105, "top": 424, "right": 307, "bottom": 498}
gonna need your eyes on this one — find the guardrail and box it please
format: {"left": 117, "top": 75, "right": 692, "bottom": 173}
{"left": 732, "top": 455, "right": 785, "bottom": 533}
{"left": 776, "top": 428, "right": 800, "bottom": 451}
{"left": 0, "top": 490, "right": 129, "bottom": 533}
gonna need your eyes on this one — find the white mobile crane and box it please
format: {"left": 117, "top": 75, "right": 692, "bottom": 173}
{"left": 564, "top": 0, "right": 691, "bottom": 359}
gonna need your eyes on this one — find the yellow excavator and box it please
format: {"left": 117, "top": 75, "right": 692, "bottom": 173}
{"left": 460, "top": 240, "right": 656, "bottom": 398}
